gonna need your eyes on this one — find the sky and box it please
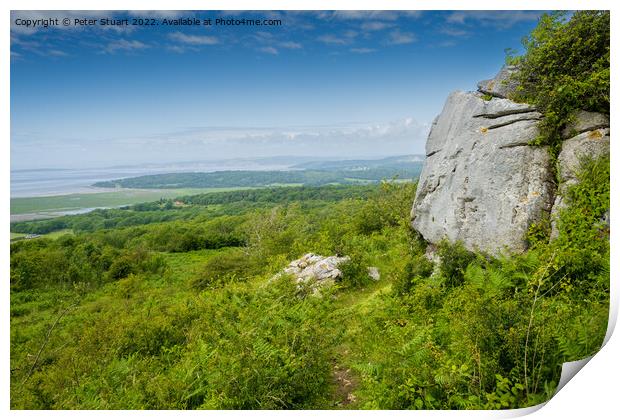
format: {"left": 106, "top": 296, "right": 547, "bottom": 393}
{"left": 10, "top": 10, "right": 545, "bottom": 169}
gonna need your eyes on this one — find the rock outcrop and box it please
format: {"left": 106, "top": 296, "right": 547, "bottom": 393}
{"left": 411, "top": 91, "right": 554, "bottom": 256}
{"left": 550, "top": 113, "right": 610, "bottom": 239}
{"left": 561, "top": 110, "right": 610, "bottom": 139}
{"left": 282, "top": 253, "right": 350, "bottom": 292}
{"left": 367, "top": 267, "right": 380, "bottom": 281}
{"left": 477, "top": 65, "right": 520, "bottom": 99}
{"left": 411, "top": 68, "right": 610, "bottom": 256}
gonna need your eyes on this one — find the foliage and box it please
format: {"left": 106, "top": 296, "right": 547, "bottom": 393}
{"left": 436, "top": 240, "right": 476, "bottom": 288}
{"left": 509, "top": 11, "right": 609, "bottom": 151}
{"left": 10, "top": 175, "right": 608, "bottom": 409}
{"left": 392, "top": 253, "right": 434, "bottom": 296}
{"left": 191, "top": 248, "right": 254, "bottom": 290}
{"left": 92, "top": 167, "right": 423, "bottom": 189}
{"left": 9, "top": 12, "right": 610, "bottom": 408}
{"left": 10, "top": 185, "right": 378, "bottom": 235}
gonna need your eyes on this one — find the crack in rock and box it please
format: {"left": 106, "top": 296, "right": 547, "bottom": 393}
{"left": 473, "top": 107, "right": 538, "bottom": 119}
{"left": 498, "top": 142, "right": 532, "bottom": 150}
{"left": 487, "top": 116, "right": 542, "bottom": 130}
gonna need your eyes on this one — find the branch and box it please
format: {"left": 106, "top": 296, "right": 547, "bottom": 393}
{"left": 21, "top": 302, "right": 77, "bottom": 385}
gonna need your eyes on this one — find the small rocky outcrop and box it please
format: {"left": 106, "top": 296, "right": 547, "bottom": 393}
{"left": 477, "top": 65, "right": 520, "bottom": 99}
{"left": 550, "top": 113, "right": 610, "bottom": 239}
{"left": 411, "top": 90, "right": 554, "bottom": 256}
{"left": 367, "top": 267, "right": 380, "bottom": 281}
{"left": 283, "top": 253, "right": 350, "bottom": 291}
{"left": 561, "top": 110, "right": 610, "bottom": 139}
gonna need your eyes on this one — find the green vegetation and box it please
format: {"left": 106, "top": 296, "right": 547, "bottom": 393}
{"left": 10, "top": 232, "right": 27, "bottom": 240}
{"left": 508, "top": 11, "right": 609, "bottom": 152}
{"left": 92, "top": 167, "right": 423, "bottom": 190}
{"left": 9, "top": 12, "right": 609, "bottom": 410}
{"left": 10, "top": 164, "right": 609, "bottom": 408}
{"left": 10, "top": 185, "right": 377, "bottom": 235}
{"left": 10, "top": 187, "right": 250, "bottom": 215}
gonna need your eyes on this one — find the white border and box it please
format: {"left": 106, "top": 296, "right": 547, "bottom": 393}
{"left": 3, "top": 1, "right": 618, "bottom": 419}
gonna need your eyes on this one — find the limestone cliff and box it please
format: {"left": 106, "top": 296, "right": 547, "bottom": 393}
{"left": 411, "top": 67, "right": 610, "bottom": 256}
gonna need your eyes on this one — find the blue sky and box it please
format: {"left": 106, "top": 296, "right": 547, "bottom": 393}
{"left": 10, "top": 10, "right": 545, "bottom": 169}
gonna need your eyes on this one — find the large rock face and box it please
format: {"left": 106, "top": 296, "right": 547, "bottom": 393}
{"left": 411, "top": 91, "right": 555, "bottom": 256}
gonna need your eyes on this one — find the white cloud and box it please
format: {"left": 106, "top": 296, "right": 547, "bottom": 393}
{"left": 166, "top": 44, "right": 198, "bottom": 54}
{"left": 318, "top": 30, "right": 358, "bottom": 46}
{"left": 169, "top": 32, "right": 219, "bottom": 45}
{"left": 322, "top": 11, "right": 422, "bottom": 21}
{"left": 446, "top": 11, "right": 542, "bottom": 29}
{"left": 388, "top": 30, "right": 416, "bottom": 45}
{"left": 279, "top": 41, "right": 302, "bottom": 49}
{"left": 361, "top": 21, "right": 393, "bottom": 31}
{"left": 350, "top": 47, "right": 376, "bottom": 54}
{"left": 437, "top": 40, "right": 457, "bottom": 48}
{"left": 258, "top": 46, "right": 278, "bottom": 55}
{"left": 135, "top": 118, "right": 430, "bottom": 159}
{"left": 317, "top": 34, "right": 349, "bottom": 45}
{"left": 439, "top": 27, "right": 470, "bottom": 37}
{"left": 47, "top": 49, "right": 68, "bottom": 57}
{"left": 402, "top": 11, "right": 423, "bottom": 19}
{"left": 13, "top": 118, "right": 431, "bottom": 169}
{"left": 104, "top": 39, "right": 149, "bottom": 54}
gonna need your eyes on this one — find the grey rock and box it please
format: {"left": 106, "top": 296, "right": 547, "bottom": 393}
{"left": 282, "top": 253, "right": 350, "bottom": 293}
{"left": 550, "top": 128, "right": 610, "bottom": 240}
{"left": 411, "top": 91, "right": 554, "bottom": 256}
{"left": 367, "top": 266, "right": 380, "bottom": 281}
{"left": 477, "top": 65, "right": 520, "bottom": 99}
{"left": 561, "top": 110, "right": 609, "bottom": 139}
{"left": 557, "top": 128, "right": 610, "bottom": 184}
{"left": 600, "top": 210, "right": 610, "bottom": 231}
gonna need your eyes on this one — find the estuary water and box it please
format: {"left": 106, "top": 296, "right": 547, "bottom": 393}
{"left": 10, "top": 160, "right": 293, "bottom": 198}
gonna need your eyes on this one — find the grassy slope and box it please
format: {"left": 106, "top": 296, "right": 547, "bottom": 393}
{"left": 9, "top": 175, "right": 609, "bottom": 409}
{"left": 9, "top": 245, "right": 387, "bottom": 409}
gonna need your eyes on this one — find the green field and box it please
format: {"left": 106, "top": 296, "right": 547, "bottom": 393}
{"left": 10, "top": 188, "right": 253, "bottom": 215}
{"left": 10, "top": 229, "right": 73, "bottom": 242}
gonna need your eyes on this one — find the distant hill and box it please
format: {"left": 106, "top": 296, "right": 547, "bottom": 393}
{"left": 292, "top": 155, "right": 425, "bottom": 171}
{"left": 92, "top": 156, "right": 424, "bottom": 189}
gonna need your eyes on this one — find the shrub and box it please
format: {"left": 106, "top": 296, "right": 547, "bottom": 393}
{"left": 509, "top": 11, "right": 609, "bottom": 150}
{"left": 436, "top": 240, "right": 475, "bottom": 288}
{"left": 339, "top": 256, "right": 372, "bottom": 289}
{"left": 393, "top": 254, "right": 434, "bottom": 296}
{"left": 191, "top": 248, "right": 253, "bottom": 290}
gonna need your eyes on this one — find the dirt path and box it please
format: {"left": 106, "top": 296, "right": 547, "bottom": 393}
{"left": 331, "top": 362, "right": 359, "bottom": 407}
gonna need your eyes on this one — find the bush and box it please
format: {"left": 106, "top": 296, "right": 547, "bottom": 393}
{"left": 393, "top": 254, "right": 434, "bottom": 296}
{"left": 107, "top": 248, "right": 166, "bottom": 281}
{"left": 191, "top": 248, "right": 254, "bottom": 290}
{"left": 436, "top": 240, "right": 475, "bottom": 288}
{"left": 509, "top": 11, "right": 609, "bottom": 150}
{"left": 552, "top": 154, "right": 610, "bottom": 289}
{"left": 339, "top": 256, "right": 372, "bottom": 289}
